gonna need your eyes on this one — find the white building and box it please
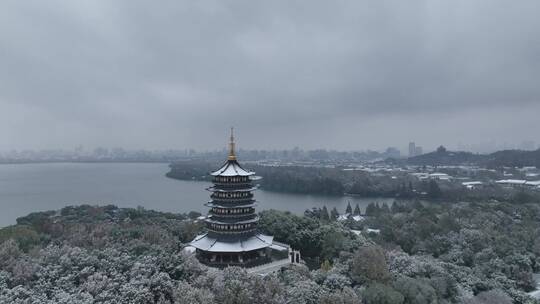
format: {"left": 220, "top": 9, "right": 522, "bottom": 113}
{"left": 495, "top": 179, "right": 540, "bottom": 190}
{"left": 462, "top": 181, "right": 483, "bottom": 190}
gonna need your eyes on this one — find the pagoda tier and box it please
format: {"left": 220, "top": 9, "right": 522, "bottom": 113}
{"left": 189, "top": 129, "right": 280, "bottom": 268}
{"left": 203, "top": 163, "right": 259, "bottom": 236}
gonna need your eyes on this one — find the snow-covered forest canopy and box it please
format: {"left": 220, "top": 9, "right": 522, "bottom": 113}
{"left": 1, "top": 200, "right": 539, "bottom": 303}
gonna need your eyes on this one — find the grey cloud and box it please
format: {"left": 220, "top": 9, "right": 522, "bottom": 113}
{"left": 0, "top": 0, "right": 539, "bottom": 152}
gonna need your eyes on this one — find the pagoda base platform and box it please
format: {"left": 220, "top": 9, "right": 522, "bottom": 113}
{"left": 188, "top": 233, "right": 293, "bottom": 269}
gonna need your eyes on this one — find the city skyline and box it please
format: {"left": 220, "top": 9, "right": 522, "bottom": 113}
{"left": 1, "top": 138, "right": 538, "bottom": 160}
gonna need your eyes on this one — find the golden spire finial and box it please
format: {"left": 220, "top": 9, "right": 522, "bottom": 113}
{"left": 228, "top": 127, "right": 237, "bottom": 160}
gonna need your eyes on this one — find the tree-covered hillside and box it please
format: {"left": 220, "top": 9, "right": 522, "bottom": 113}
{"left": 167, "top": 161, "right": 417, "bottom": 197}
{"left": 403, "top": 146, "right": 540, "bottom": 168}
{"left": 1, "top": 202, "right": 539, "bottom": 303}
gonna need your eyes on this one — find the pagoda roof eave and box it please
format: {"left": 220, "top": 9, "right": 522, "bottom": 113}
{"left": 206, "top": 186, "right": 258, "bottom": 192}
{"left": 205, "top": 201, "right": 257, "bottom": 208}
{"left": 205, "top": 215, "right": 259, "bottom": 225}
{"left": 210, "top": 160, "right": 255, "bottom": 177}
{"left": 189, "top": 233, "right": 273, "bottom": 253}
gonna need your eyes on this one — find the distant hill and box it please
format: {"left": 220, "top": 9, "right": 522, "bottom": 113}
{"left": 483, "top": 149, "right": 540, "bottom": 168}
{"left": 400, "top": 146, "right": 540, "bottom": 168}
{"left": 405, "top": 146, "right": 485, "bottom": 166}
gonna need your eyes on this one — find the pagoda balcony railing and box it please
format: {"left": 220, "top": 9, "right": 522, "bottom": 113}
{"left": 206, "top": 227, "right": 258, "bottom": 235}
{"left": 211, "top": 181, "right": 253, "bottom": 188}
{"left": 208, "top": 211, "right": 256, "bottom": 218}
{"left": 212, "top": 177, "right": 252, "bottom": 184}
{"left": 210, "top": 194, "right": 254, "bottom": 201}
{"left": 198, "top": 256, "right": 271, "bottom": 269}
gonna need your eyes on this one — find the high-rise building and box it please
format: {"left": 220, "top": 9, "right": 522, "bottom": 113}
{"left": 189, "top": 129, "right": 296, "bottom": 268}
{"left": 408, "top": 142, "right": 416, "bottom": 157}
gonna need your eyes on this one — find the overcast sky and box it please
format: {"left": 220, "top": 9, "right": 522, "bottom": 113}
{"left": 1, "top": 0, "right": 539, "bottom": 153}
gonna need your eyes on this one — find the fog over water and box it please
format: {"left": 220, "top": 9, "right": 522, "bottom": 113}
{"left": 0, "top": 163, "right": 393, "bottom": 227}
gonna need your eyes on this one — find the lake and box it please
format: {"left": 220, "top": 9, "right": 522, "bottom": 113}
{"left": 0, "top": 162, "right": 396, "bottom": 227}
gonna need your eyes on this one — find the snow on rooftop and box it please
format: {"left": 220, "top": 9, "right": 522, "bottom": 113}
{"left": 496, "top": 179, "right": 527, "bottom": 184}
{"left": 210, "top": 160, "right": 255, "bottom": 177}
{"left": 182, "top": 246, "right": 196, "bottom": 254}
{"left": 337, "top": 214, "right": 349, "bottom": 221}
{"left": 351, "top": 230, "right": 362, "bottom": 236}
{"left": 430, "top": 173, "right": 449, "bottom": 177}
{"left": 352, "top": 215, "right": 365, "bottom": 222}
{"left": 462, "top": 181, "right": 483, "bottom": 186}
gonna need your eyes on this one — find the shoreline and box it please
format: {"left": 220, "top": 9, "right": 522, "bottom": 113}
{"left": 0, "top": 160, "right": 172, "bottom": 165}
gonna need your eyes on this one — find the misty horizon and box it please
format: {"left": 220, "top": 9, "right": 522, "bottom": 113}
{"left": 1, "top": 139, "right": 538, "bottom": 157}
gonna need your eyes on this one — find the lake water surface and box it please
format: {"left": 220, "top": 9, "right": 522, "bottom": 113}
{"left": 0, "top": 163, "right": 395, "bottom": 227}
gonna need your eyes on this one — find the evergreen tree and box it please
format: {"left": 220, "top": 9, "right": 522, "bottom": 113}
{"left": 330, "top": 207, "right": 339, "bottom": 221}
{"left": 321, "top": 260, "right": 332, "bottom": 272}
{"left": 391, "top": 201, "right": 405, "bottom": 213}
{"left": 345, "top": 201, "right": 353, "bottom": 214}
{"left": 380, "top": 203, "right": 390, "bottom": 214}
{"left": 320, "top": 206, "right": 330, "bottom": 222}
{"left": 353, "top": 204, "right": 361, "bottom": 216}
{"left": 365, "top": 202, "right": 380, "bottom": 216}
{"left": 428, "top": 180, "right": 442, "bottom": 198}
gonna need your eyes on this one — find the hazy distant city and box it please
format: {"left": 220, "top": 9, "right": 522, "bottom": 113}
{"left": 1, "top": 139, "right": 537, "bottom": 164}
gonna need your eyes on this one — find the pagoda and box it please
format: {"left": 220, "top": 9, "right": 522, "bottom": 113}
{"left": 190, "top": 129, "right": 290, "bottom": 268}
